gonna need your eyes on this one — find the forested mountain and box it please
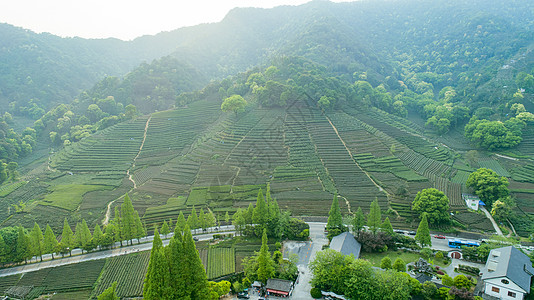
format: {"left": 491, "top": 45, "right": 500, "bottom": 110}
{"left": 2, "top": 0, "right": 534, "bottom": 246}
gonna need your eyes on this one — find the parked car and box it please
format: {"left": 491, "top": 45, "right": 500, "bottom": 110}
{"left": 193, "top": 237, "right": 199, "bottom": 241}
{"left": 408, "top": 231, "right": 416, "bottom": 235}
{"left": 433, "top": 234, "right": 446, "bottom": 239}
{"left": 394, "top": 230, "right": 404, "bottom": 234}
{"left": 237, "top": 292, "right": 250, "bottom": 299}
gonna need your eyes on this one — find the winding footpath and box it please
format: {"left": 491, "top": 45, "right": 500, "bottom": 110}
{"left": 103, "top": 116, "right": 151, "bottom": 225}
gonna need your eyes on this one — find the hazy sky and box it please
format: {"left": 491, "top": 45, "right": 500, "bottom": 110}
{"left": 0, "top": 0, "right": 351, "bottom": 41}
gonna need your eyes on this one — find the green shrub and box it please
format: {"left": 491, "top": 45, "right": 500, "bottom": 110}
{"left": 311, "top": 287, "right": 322, "bottom": 298}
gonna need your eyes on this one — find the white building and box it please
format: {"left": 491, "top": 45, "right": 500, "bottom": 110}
{"left": 462, "top": 193, "right": 482, "bottom": 211}
{"left": 481, "top": 246, "right": 534, "bottom": 299}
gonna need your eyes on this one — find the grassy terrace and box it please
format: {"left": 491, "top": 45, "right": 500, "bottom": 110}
{"left": 52, "top": 116, "right": 149, "bottom": 172}
{"left": 308, "top": 110, "right": 388, "bottom": 211}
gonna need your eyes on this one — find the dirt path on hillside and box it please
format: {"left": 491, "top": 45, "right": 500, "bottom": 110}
{"left": 127, "top": 115, "right": 152, "bottom": 189}
{"left": 325, "top": 115, "right": 388, "bottom": 196}
{"left": 103, "top": 116, "right": 151, "bottom": 225}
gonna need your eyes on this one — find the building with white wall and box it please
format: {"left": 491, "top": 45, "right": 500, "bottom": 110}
{"left": 481, "top": 246, "right": 534, "bottom": 299}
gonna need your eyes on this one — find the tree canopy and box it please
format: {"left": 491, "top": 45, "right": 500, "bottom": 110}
{"left": 466, "top": 168, "right": 509, "bottom": 207}
{"left": 221, "top": 94, "right": 247, "bottom": 115}
{"left": 412, "top": 188, "right": 450, "bottom": 225}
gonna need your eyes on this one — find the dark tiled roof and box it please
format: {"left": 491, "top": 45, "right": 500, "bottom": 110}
{"left": 266, "top": 278, "right": 292, "bottom": 292}
{"left": 330, "top": 232, "right": 361, "bottom": 258}
{"left": 481, "top": 246, "right": 534, "bottom": 292}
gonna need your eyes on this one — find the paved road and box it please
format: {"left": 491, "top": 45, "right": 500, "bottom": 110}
{"left": 285, "top": 222, "right": 328, "bottom": 299}
{"left": 0, "top": 225, "right": 235, "bottom": 278}
{"left": 480, "top": 206, "right": 503, "bottom": 236}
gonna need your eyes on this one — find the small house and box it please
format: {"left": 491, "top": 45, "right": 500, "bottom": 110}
{"left": 481, "top": 246, "right": 534, "bottom": 300}
{"left": 462, "top": 193, "right": 483, "bottom": 211}
{"left": 330, "top": 232, "right": 361, "bottom": 258}
{"left": 266, "top": 278, "right": 293, "bottom": 297}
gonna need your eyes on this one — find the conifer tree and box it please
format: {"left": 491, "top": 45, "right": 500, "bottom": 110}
{"left": 175, "top": 211, "right": 186, "bottom": 234}
{"left": 182, "top": 225, "right": 210, "bottom": 298}
{"left": 15, "top": 227, "right": 30, "bottom": 264}
{"left": 381, "top": 217, "right": 394, "bottom": 235}
{"left": 415, "top": 213, "right": 431, "bottom": 247}
{"left": 206, "top": 210, "right": 217, "bottom": 231}
{"left": 102, "top": 225, "right": 115, "bottom": 249}
{"left": 81, "top": 219, "right": 92, "bottom": 251}
{"left": 327, "top": 195, "right": 343, "bottom": 232}
{"left": 113, "top": 207, "right": 122, "bottom": 246}
{"left": 392, "top": 258, "right": 406, "bottom": 272}
{"left": 134, "top": 211, "right": 145, "bottom": 243}
{"left": 352, "top": 207, "right": 365, "bottom": 237}
{"left": 92, "top": 224, "right": 103, "bottom": 250}
{"left": 189, "top": 206, "right": 199, "bottom": 232}
{"left": 367, "top": 198, "right": 382, "bottom": 234}
{"left": 43, "top": 225, "right": 57, "bottom": 259}
{"left": 168, "top": 219, "right": 174, "bottom": 232}
{"left": 224, "top": 211, "right": 230, "bottom": 224}
{"left": 245, "top": 203, "right": 254, "bottom": 225}
{"left": 233, "top": 209, "right": 245, "bottom": 235}
{"left": 198, "top": 208, "right": 207, "bottom": 232}
{"left": 30, "top": 222, "right": 44, "bottom": 262}
{"left": 74, "top": 222, "right": 83, "bottom": 249}
{"left": 121, "top": 194, "right": 136, "bottom": 245}
{"left": 143, "top": 228, "right": 167, "bottom": 299}
{"left": 253, "top": 189, "right": 268, "bottom": 229}
{"left": 61, "top": 218, "right": 74, "bottom": 256}
{"left": 161, "top": 220, "right": 170, "bottom": 238}
{"left": 166, "top": 233, "right": 187, "bottom": 298}
{"left": 257, "top": 228, "right": 274, "bottom": 283}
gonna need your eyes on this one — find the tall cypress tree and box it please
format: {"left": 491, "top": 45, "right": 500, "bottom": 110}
{"left": 161, "top": 220, "right": 170, "bottom": 238}
{"left": 166, "top": 234, "right": 186, "bottom": 298}
{"left": 43, "top": 225, "right": 57, "bottom": 259}
{"left": 367, "top": 198, "right": 382, "bottom": 234}
{"left": 61, "top": 218, "right": 74, "bottom": 256}
{"left": 327, "top": 194, "right": 343, "bottom": 231}
{"left": 224, "top": 211, "right": 230, "bottom": 225}
{"left": 198, "top": 208, "right": 207, "bottom": 232}
{"left": 182, "top": 225, "right": 210, "bottom": 299}
{"left": 113, "top": 207, "right": 122, "bottom": 247}
{"left": 245, "top": 203, "right": 254, "bottom": 225}
{"left": 253, "top": 189, "right": 268, "bottom": 228}
{"left": 415, "top": 213, "right": 431, "bottom": 247}
{"left": 189, "top": 206, "right": 199, "bottom": 232}
{"left": 74, "top": 222, "right": 83, "bottom": 249}
{"left": 381, "top": 217, "right": 394, "bottom": 235}
{"left": 92, "top": 224, "right": 103, "bottom": 250}
{"left": 256, "top": 228, "right": 274, "bottom": 283}
{"left": 134, "top": 211, "right": 145, "bottom": 243}
{"left": 81, "top": 219, "right": 92, "bottom": 251}
{"left": 15, "top": 227, "right": 30, "bottom": 264}
{"left": 175, "top": 211, "right": 186, "bottom": 234}
{"left": 30, "top": 222, "right": 44, "bottom": 262}
{"left": 352, "top": 207, "right": 365, "bottom": 237}
{"left": 121, "top": 194, "right": 136, "bottom": 245}
{"left": 143, "top": 228, "right": 167, "bottom": 299}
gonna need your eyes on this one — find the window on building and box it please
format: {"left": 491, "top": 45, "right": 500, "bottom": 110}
{"left": 508, "top": 291, "right": 516, "bottom": 297}
{"left": 491, "top": 286, "right": 500, "bottom": 293}
{"left": 501, "top": 279, "right": 509, "bottom": 284}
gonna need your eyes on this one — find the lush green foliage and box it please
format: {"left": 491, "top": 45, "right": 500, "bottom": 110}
{"left": 466, "top": 168, "right": 509, "bottom": 207}
{"left": 412, "top": 188, "right": 450, "bottom": 225}
{"left": 310, "top": 249, "right": 418, "bottom": 299}
{"left": 415, "top": 214, "right": 431, "bottom": 247}
{"left": 464, "top": 117, "right": 523, "bottom": 150}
